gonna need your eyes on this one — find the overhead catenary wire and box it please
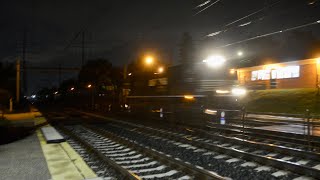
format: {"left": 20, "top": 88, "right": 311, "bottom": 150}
{"left": 194, "top": 0, "right": 211, "bottom": 9}
{"left": 193, "top": 0, "right": 221, "bottom": 16}
{"left": 206, "top": 0, "right": 284, "bottom": 37}
{"left": 224, "top": 0, "right": 283, "bottom": 27}
{"left": 215, "top": 19, "right": 320, "bottom": 48}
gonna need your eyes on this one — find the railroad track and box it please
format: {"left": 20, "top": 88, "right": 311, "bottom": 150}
{"left": 58, "top": 124, "right": 224, "bottom": 180}
{"left": 84, "top": 117, "right": 320, "bottom": 179}
{"left": 205, "top": 123, "right": 320, "bottom": 150}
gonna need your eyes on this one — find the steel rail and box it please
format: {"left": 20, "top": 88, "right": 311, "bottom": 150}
{"left": 75, "top": 110, "right": 320, "bottom": 178}
{"left": 180, "top": 126, "right": 320, "bottom": 161}
{"left": 57, "top": 125, "right": 140, "bottom": 180}
{"left": 84, "top": 124, "right": 225, "bottom": 180}
{"left": 133, "top": 125, "right": 320, "bottom": 179}
{"left": 206, "top": 124, "right": 320, "bottom": 147}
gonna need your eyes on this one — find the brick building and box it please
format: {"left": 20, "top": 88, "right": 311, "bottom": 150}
{"left": 237, "top": 58, "right": 320, "bottom": 89}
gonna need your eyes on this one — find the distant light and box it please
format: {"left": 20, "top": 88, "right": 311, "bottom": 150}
{"left": 230, "top": 69, "right": 236, "bottom": 74}
{"left": 317, "top": 58, "right": 320, "bottom": 64}
{"left": 31, "top": 95, "right": 36, "bottom": 99}
{"left": 184, "top": 95, "right": 194, "bottom": 100}
{"left": 231, "top": 88, "right": 246, "bottom": 96}
{"left": 203, "top": 55, "right": 226, "bottom": 68}
{"left": 158, "top": 67, "right": 164, "bottom": 73}
{"left": 128, "top": 73, "right": 132, "bottom": 76}
{"left": 87, "top": 84, "right": 92, "bottom": 88}
{"left": 309, "top": 1, "right": 316, "bottom": 5}
{"left": 54, "top": 91, "right": 58, "bottom": 95}
{"left": 145, "top": 56, "right": 154, "bottom": 65}
{"left": 237, "top": 51, "right": 243, "bottom": 56}
{"left": 216, "top": 90, "right": 230, "bottom": 94}
{"left": 204, "top": 109, "right": 217, "bottom": 115}
{"left": 70, "top": 87, "right": 75, "bottom": 91}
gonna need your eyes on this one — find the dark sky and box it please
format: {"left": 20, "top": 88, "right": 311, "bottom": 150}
{"left": 1, "top": 0, "right": 320, "bottom": 94}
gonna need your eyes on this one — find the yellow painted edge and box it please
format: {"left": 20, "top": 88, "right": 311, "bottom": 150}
{"left": 37, "top": 129, "right": 97, "bottom": 180}
{"left": 60, "top": 142, "right": 97, "bottom": 178}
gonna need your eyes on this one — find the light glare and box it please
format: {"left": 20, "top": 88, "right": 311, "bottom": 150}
{"left": 184, "top": 95, "right": 194, "bottom": 100}
{"left": 216, "top": 90, "right": 230, "bottom": 94}
{"left": 158, "top": 67, "right": 164, "bottom": 73}
{"left": 231, "top": 88, "right": 246, "bottom": 96}
{"left": 204, "top": 55, "right": 226, "bottom": 68}
{"left": 145, "top": 56, "right": 154, "bottom": 65}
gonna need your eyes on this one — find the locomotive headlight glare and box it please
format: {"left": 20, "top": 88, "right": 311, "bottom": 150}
{"left": 231, "top": 88, "right": 246, "bottom": 96}
{"left": 216, "top": 90, "right": 230, "bottom": 94}
{"left": 203, "top": 55, "right": 226, "bottom": 68}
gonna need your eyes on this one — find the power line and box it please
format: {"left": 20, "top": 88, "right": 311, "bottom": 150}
{"left": 206, "top": 0, "right": 283, "bottom": 37}
{"left": 215, "top": 19, "right": 320, "bottom": 48}
{"left": 193, "top": 0, "right": 222, "bottom": 16}
{"left": 224, "top": 0, "right": 283, "bottom": 27}
{"left": 206, "top": 0, "right": 318, "bottom": 38}
{"left": 194, "top": 0, "right": 211, "bottom": 9}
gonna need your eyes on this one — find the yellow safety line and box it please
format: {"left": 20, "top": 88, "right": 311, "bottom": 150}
{"left": 37, "top": 129, "right": 97, "bottom": 180}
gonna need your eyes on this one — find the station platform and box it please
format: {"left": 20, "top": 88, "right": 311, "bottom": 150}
{"left": 0, "top": 107, "right": 98, "bottom": 180}
{"left": 3, "top": 106, "right": 47, "bottom": 127}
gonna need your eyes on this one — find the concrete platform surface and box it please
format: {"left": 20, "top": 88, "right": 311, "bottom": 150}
{"left": 37, "top": 129, "right": 97, "bottom": 180}
{"left": 0, "top": 133, "right": 50, "bottom": 180}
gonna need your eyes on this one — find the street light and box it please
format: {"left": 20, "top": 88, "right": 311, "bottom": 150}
{"left": 158, "top": 67, "right": 164, "bottom": 73}
{"left": 203, "top": 55, "right": 226, "bottom": 68}
{"left": 230, "top": 69, "right": 236, "bottom": 74}
{"left": 70, "top": 87, "right": 75, "bottom": 91}
{"left": 87, "top": 84, "right": 92, "bottom": 88}
{"left": 237, "top": 51, "right": 243, "bottom": 57}
{"left": 145, "top": 56, "right": 154, "bottom": 65}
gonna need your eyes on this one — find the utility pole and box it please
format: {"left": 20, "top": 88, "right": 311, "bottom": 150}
{"left": 58, "top": 64, "right": 61, "bottom": 86}
{"left": 22, "top": 28, "right": 27, "bottom": 95}
{"left": 16, "top": 59, "right": 21, "bottom": 103}
{"left": 81, "top": 31, "right": 85, "bottom": 66}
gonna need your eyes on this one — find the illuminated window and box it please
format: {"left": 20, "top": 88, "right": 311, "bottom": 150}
{"left": 251, "top": 71, "right": 258, "bottom": 81}
{"left": 251, "top": 65, "right": 300, "bottom": 81}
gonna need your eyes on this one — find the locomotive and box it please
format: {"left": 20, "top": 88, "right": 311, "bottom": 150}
{"left": 124, "top": 62, "right": 246, "bottom": 126}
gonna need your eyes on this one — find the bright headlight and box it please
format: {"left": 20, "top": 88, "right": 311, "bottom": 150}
{"left": 231, "top": 88, "right": 246, "bottom": 96}
{"left": 216, "top": 90, "right": 230, "bottom": 94}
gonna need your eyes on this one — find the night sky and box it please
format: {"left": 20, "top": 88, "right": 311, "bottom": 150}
{"left": 1, "top": 0, "right": 320, "bottom": 94}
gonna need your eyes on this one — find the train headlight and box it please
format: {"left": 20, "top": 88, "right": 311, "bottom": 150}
{"left": 231, "top": 88, "right": 246, "bottom": 96}
{"left": 216, "top": 90, "right": 230, "bottom": 94}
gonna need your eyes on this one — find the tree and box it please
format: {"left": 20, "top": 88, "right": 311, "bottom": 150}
{"left": 78, "top": 59, "right": 113, "bottom": 86}
{"left": 179, "top": 32, "right": 194, "bottom": 64}
{"left": 78, "top": 59, "right": 122, "bottom": 96}
{"left": 59, "top": 78, "right": 77, "bottom": 92}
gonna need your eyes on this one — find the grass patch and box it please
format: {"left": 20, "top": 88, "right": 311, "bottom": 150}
{"left": 244, "top": 88, "right": 320, "bottom": 115}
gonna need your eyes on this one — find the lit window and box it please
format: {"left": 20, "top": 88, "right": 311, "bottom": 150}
{"left": 251, "top": 65, "right": 300, "bottom": 81}
{"left": 251, "top": 71, "right": 258, "bottom": 81}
